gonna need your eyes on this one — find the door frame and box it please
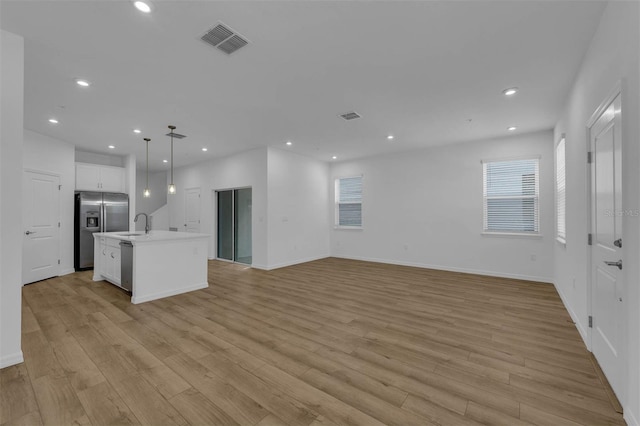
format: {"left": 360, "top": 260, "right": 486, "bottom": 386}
{"left": 585, "top": 81, "right": 625, "bottom": 400}
{"left": 212, "top": 186, "right": 252, "bottom": 264}
{"left": 22, "top": 168, "right": 62, "bottom": 285}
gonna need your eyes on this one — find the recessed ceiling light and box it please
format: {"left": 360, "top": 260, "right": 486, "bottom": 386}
{"left": 202, "top": 148, "right": 208, "bottom": 152}
{"left": 503, "top": 87, "right": 519, "bottom": 96}
{"left": 332, "top": 156, "right": 337, "bottom": 160}
{"left": 133, "top": 1, "right": 152, "bottom": 13}
{"left": 163, "top": 159, "right": 168, "bottom": 163}
{"left": 133, "top": 129, "right": 141, "bottom": 134}
{"left": 507, "top": 126, "right": 517, "bottom": 131}
{"left": 286, "top": 141, "right": 292, "bottom": 146}
{"left": 75, "top": 79, "right": 90, "bottom": 87}
{"left": 48, "top": 118, "right": 59, "bottom": 124}
{"left": 108, "top": 145, "right": 115, "bottom": 149}
{"left": 387, "top": 135, "right": 394, "bottom": 140}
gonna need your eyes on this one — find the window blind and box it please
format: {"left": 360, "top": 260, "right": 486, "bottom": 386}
{"left": 336, "top": 176, "right": 362, "bottom": 227}
{"left": 483, "top": 158, "right": 539, "bottom": 234}
{"left": 556, "top": 138, "right": 566, "bottom": 242}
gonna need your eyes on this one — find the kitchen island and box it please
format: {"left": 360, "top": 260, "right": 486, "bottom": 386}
{"left": 93, "top": 230, "right": 209, "bottom": 304}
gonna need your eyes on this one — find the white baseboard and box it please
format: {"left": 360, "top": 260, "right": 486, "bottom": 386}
{"left": 0, "top": 351, "right": 24, "bottom": 369}
{"left": 625, "top": 408, "right": 639, "bottom": 426}
{"left": 60, "top": 268, "right": 75, "bottom": 276}
{"left": 554, "top": 282, "right": 590, "bottom": 349}
{"left": 262, "top": 254, "right": 330, "bottom": 271}
{"left": 332, "top": 254, "right": 553, "bottom": 284}
{"left": 132, "top": 282, "right": 208, "bottom": 304}
{"left": 251, "top": 264, "right": 269, "bottom": 270}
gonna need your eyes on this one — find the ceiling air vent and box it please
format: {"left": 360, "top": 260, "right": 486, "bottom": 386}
{"left": 166, "top": 132, "right": 187, "bottom": 139}
{"left": 339, "top": 111, "right": 361, "bottom": 121}
{"left": 201, "top": 23, "right": 249, "bottom": 55}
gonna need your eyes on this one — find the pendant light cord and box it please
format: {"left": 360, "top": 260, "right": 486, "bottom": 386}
{"left": 145, "top": 138, "right": 149, "bottom": 189}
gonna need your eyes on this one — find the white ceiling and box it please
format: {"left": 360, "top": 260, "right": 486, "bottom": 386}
{"left": 1, "top": 1, "right": 606, "bottom": 171}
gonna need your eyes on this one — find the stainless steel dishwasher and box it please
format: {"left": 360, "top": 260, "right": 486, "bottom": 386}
{"left": 119, "top": 241, "right": 133, "bottom": 292}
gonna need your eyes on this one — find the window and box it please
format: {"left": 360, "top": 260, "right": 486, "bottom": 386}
{"left": 335, "top": 176, "right": 362, "bottom": 227}
{"left": 556, "top": 137, "right": 566, "bottom": 243}
{"left": 483, "top": 158, "right": 540, "bottom": 234}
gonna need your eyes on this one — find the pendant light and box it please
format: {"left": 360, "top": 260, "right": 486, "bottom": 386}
{"left": 143, "top": 137, "right": 151, "bottom": 198}
{"left": 168, "top": 125, "right": 176, "bottom": 195}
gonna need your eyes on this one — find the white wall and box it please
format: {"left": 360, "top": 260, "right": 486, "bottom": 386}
{"left": 553, "top": 2, "right": 640, "bottom": 423}
{"left": 168, "top": 148, "right": 268, "bottom": 267}
{"left": 135, "top": 170, "right": 168, "bottom": 232}
{"left": 23, "top": 130, "right": 75, "bottom": 275}
{"left": 0, "top": 30, "right": 25, "bottom": 368}
{"left": 267, "top": 148, "right": 330, "bottom": 268}
{"left": 330, "top": 130, "right": 555, "bottom": 283}
{"left": 75, "top": 150, "right": 124, "bottom": 167}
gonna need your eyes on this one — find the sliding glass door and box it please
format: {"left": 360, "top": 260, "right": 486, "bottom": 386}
{"left": 216, "top": 188, "right": 252, "bottom": 265}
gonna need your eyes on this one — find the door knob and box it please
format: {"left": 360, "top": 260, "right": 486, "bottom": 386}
{"left": 614, "top": 239, "right": 622, "bottom": 248}
{"left": 604, "top": 260, "right": 623, "bottom": 270}
{"left": 25, "top": 230, "right": 36, "bottom": 235}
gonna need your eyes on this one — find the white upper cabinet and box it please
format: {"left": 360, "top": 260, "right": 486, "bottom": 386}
{"left": 76, "top": 163, "right": 126, "bottom": 193}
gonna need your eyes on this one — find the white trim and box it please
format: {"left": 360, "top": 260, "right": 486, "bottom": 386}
{"left": 131, "top": 281, "right": 208, "bottom": 304}
{"left": 586, "top": 81, "right": 622, "bottom": 128}
{"left": 481, "top": 232, "right": 543, "bottom": 239}
{"left": 480, "top": 154, "right": 542, "bottom": 164}
{"left": 60, "top": 268, "right": 75, "bottom": 276}
{"left": 554, "top": 281, "right": 590, "bottom": 349}
{"left": 259, "top": 254, "right": 330, "bottom": 271}
{"left": 332, "top": 254, "right": 553, "bottom": 284}
{"left": 0, "top": 351, "right": 24, "bottom": 369}
{"left": 625, "top": 408, "right": 639, "bottom": 426}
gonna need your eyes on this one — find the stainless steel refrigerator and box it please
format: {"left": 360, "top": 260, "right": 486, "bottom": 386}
{"left": 74, "top": 192, "right": 129, "bottom": 270}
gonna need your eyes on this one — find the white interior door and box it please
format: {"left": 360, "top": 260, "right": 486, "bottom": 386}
{"left": 22, "top": 171, "right": 60, "bottom": 284}
{"left": 185, "top": 187, "right": 201, "bottom": 233}
{"left": 590, "top": 92, "right": 624, "bottom": 400}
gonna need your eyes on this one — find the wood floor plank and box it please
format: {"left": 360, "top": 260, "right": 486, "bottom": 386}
{"left": 6, "top": 258, "right": 625, "bottom": 426}
{"left": 76, "top": 381, "right": 140, "bottom": 425}
{"left": 255, "top": 363, "right": 387, "bottom": 426}
{"left": 464, "top": 401, "right": 531, "bottom": 426}
{"left": 109, "top": 374, "right": 188, "bottom": 426}
{"left": 31, "top": 375, "right": 90, "bottom": 426}
{"left": 169, "top": 388, "right": 241, "bottom": 426}
{"left": 401, "top": 394, "right": 482, "bottom": 426}
{"left": 0, "top": 364, "right": 40, "bottom": 425}
{"left": 50, "top": 336, "right": 105, "bottom": 392}
{"left": 300, "top": 367, "right": 434, "bottom": 426}
{"left": 197, "top": 351, "right": 318, "bottom": 425}
{"left": 163, "top": 352, "right": 270, "bottom": 425}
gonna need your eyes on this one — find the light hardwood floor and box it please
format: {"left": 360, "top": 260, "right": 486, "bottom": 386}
{"left": 1, "top": 258, "right": 626, "bottom": 425}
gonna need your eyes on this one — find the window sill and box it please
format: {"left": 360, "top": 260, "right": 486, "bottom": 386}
{"left": 556, "top": 237, "right": 567, "bottom": 247}
{"left": 334, "top": 226, "right": 363, "bottom": 231}
{"left": 482, "top": 232, "right": 543, "bottom": 239}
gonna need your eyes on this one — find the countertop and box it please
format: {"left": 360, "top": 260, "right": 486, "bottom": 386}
{"left": 94, "top": 230, "right": 210, "bottom": 244}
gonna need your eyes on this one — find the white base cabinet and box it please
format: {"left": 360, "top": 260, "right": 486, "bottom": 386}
{"left": 76, "top": 163, "right": 126, "bottom": 193}
{"left": 94, "top": 236, "right": 123, "bottom": 288}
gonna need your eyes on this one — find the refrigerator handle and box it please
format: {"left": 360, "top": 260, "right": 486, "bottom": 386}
{"left": 102, "top": 202, "right": 106, "bottom": 232}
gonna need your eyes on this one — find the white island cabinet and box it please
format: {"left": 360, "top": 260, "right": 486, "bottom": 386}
{"left": 93, "top": 230, "right": 209, "bottom": 304}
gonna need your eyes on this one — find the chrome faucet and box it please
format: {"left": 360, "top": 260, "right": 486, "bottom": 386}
{"left": 134, "top": 213, "right": 150, "bottom": 234}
